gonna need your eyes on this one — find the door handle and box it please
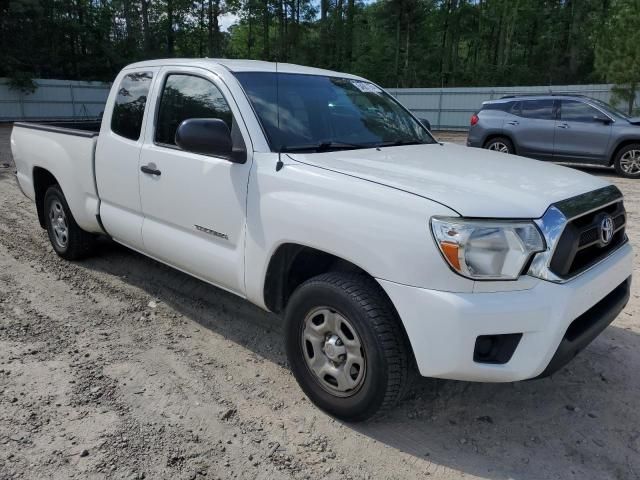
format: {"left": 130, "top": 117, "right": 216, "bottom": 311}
{"left": 140, "top": 165, "right": 161, "bottom": 176}
{"left": 557, "top": 123, "right": 569, "bottom": 129}
{"left": 507, "top": 120, "right": 519, "bottom": 126}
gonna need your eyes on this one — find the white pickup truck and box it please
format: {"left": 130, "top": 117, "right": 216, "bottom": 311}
{"left": 11, "top": 59, "right": 632, "bottom": 421}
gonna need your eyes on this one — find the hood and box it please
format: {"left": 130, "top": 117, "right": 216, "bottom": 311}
{"left": 288, "top": 143, "right": 609, "bottom": 218}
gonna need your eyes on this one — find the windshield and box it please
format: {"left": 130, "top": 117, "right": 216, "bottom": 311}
{"left": 588, "top": 98, "right": 630, "bottom": 120}
{"left": 234, "top": 72, "right": 436, "bottom": 152}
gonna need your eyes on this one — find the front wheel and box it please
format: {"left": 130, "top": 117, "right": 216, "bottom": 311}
{"left": 284, "top": 273, "right": 409, "bottom": 421}
{"left": 44, "top": 185, "right": 96, "bottom": 260}
{"left": 614, "top": 144, "right": 640, "bottom": 178}
{"left": 484, "top": 136, "right": 514, "bottom": 154}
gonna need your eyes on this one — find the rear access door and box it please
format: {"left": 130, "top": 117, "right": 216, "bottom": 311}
{"left": 95, "top": 68, "right": 159, "bottom": 250}
{"left": 504, "top": 99, "right": 557, "bottom": 160}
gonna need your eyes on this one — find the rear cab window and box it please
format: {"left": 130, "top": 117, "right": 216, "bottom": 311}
{"left": 111, "top": 72, "right": 153, "bottom": 140}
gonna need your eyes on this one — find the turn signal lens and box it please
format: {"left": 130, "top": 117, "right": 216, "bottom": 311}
{"left": 431, "top": 217, "right": 545, "bottom": 280}
{"left": 440, "top": 242, "right": 461, "bottom": 271}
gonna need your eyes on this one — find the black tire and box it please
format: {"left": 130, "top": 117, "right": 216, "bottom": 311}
{"left": 613, "top": 143, "right": 640, "bottom": 178}
{"left": 484, "top": 136, "right": 514, "bottom": 154}
{"left": 44, "top": 185, "right": 96, "bottom": 260}
{"left": 284, "top": 272, "right": 409, "bottom": 421}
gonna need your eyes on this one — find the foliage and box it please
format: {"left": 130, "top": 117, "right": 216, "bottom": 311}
{"left": 0, "top": 0, "right": 636, "bottom": 91}
{"left": 595, "top": 0, "right": 640, "bottom": 115}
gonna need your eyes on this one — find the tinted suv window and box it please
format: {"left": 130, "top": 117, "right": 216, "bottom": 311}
{"left": 521, "top": 99, "right": 555, "bottom": 120}
{"left": 111, "top": 72, "right": 153, "bottom": 141}
{"left": 560, "top": 100, "right": 600, "bottom": 122}
{"left": 482, "top": 101, "right": 515, "bottom": 112}
{"left": 155, "top": 74, "right": 233, "bottom": 147}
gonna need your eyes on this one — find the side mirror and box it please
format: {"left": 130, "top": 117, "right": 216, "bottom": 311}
{"left": 593, "top": 114, "right": 612, "bottom": 124}
{"left": 418, "top": 117, "right": 432, "bottom": 131}
{"left": 175, "top": 118, "right": 245, "bottom": 163}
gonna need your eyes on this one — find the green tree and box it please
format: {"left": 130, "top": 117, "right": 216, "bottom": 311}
{"left": 595, "top": 0, "right": 640, "bottom": 115}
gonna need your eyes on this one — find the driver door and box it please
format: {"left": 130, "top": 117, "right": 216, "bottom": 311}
{"left": 553, "top": 100, "right": 612, "bottom": 164}
{"left": 138, "top": 67, "right": 253, "bottom": 295}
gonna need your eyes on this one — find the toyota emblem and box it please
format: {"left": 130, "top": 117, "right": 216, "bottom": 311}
{"left": 600, "top": 215, "right": 614, "bottom": 245}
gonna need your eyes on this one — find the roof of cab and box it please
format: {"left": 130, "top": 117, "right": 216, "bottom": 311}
{"left": 123, "top": 58, "right": 365, "bottom": 80}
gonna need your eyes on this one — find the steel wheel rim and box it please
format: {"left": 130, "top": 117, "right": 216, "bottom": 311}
{"left": 49, "top": 200, "right": 69, "bottom": 249}
{"left": 301, "top": 307, "right": 366, "bottom": 398}
{"left": 488, "top": 142, "right": 509, "bottom": 153}
{"left": 620, "top": 150, "right": 640, "bottom": 175}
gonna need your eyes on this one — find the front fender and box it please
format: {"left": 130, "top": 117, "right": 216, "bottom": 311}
{"left": 243, "top": 153, "right": 474, "bottom": 309}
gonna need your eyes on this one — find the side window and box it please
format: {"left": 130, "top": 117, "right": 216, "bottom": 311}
{"left": 155, "top": 74, "right": 233, "bottom": 147}
{"left": 482, "top": 101, "right": 515, "bottom": 112}
{"left": 111, "top": 72, "right": 153, "bottom": 140}
{"left": 521, "top": 99, "right": 555, "bottom": 120}
{"left": 560, "top": 100, "right": 600, "bottom": 122}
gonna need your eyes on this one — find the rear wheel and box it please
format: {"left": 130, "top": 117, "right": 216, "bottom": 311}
{"left": 44, "top": 185, "right": 96, "bottom": 260}
{"left": 484, "top": 136, "right": 514, "bottom": 154}
{"left": 614, "top": 144, "right": 640, "bottom": 178}
{"left": 284, "top": 273, "right": 409, "bottom": 421}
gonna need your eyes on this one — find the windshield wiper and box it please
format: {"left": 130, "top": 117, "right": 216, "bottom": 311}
{"left": 280, "top": 141, "right": 372, "bottom": 153}
{"left": 375, "top": 139, "right": 425, "bottom": 148}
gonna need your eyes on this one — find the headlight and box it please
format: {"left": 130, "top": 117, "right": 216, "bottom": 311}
{"left": 430, "top": 217, "right": 545, "bottom": 280}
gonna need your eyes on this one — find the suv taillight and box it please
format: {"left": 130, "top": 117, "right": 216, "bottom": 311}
{"left": 470, "top": 113, "right": 479, "bottom": 126}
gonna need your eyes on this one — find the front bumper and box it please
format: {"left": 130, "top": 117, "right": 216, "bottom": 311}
{"left": 378, "top": 241, "right": 632, "bottom": 382}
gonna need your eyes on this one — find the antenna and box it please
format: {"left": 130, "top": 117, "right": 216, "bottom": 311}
{"left": 275, "top": 60, "right": 284, "bottom": 171}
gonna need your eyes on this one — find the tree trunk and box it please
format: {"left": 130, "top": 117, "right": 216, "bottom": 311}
{"left": 167, "top": 0, "right": 174, "bottom": 56}
{"left": 248, "top": 0, "right": 253, "bottom": 56}
{"left": 344, "top": 0, "right": 355, "bottom": 69}
{"left": 199, "top": 0, "right": 205, "bottom": 57}
{"left": 320, "top": 0, "right": 328, "bottom": 66}
{"left": 141, "top": 0, "right": 151, "bottom": 55}
{"left": 395, "top": 16, "right": 400, "bottom": 88}
{"left": 439, "top": 0, "right": 450, "bottom": 85}
{"left": 207, "top": 0, "right": 221, "bottom": 57}
{"left": 263, "top": 0, "right": 270, "bottom": 59}
{"left": 277, "top": 0, "right": 284, "bottom": 60}
{"left": 404, "top": 18, "right": 410, "bottom": 87}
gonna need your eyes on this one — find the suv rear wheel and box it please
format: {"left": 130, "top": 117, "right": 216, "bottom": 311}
{"left": 484, "top": 136, "right": 514, "bottom": 154}
{"left": 284, "top": 272, "right": 409, "bottom": 421}
{"left": 614, "top": 144, "right": 640, "bottom": 178}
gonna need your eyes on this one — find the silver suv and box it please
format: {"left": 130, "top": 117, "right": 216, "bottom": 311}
{"left": 466, "top": 95, "right": 640, "bottom": 178}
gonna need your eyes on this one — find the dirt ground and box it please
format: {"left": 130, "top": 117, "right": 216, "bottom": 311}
{"left": 1, "top": 124, "right": 639, "bottom": 480}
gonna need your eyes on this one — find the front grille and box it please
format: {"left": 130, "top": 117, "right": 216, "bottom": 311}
{"left": 549, "top": 200, "right": 626, "bottom": 278}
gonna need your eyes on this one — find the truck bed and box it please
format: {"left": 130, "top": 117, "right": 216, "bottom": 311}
{"left": 11, "top": 121, "right": 103, "bottom": 234}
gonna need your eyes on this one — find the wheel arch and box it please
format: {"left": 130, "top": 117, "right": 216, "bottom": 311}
{"left": 483, "top": 132, "right": 517, "bottom": 154}
{"left": 32, "top": 167, "right": 60, "bottom": 228}
{"left": 609, "top": 139, "right": 640, "bottom": 166}
{"left": 263, "top": 243, "right": 370, "bottom": 314}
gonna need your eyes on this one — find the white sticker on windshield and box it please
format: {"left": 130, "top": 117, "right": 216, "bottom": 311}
{"left": 351, "top": 81, "right": 382, "bottom": 94}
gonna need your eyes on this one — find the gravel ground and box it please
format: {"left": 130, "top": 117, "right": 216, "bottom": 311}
{"left": 1, "top": 124, "right": 639, "bottom": 480}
